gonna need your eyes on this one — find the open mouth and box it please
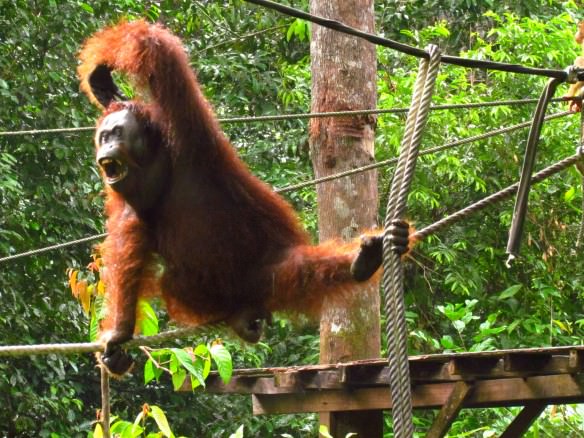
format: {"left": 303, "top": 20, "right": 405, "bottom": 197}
{"left": 99, "top": 158, "right": 128, "bottom": 184}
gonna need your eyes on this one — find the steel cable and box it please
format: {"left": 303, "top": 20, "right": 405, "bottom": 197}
{"left": 0, "top": 112, "right": 572, "bottom": 263}
{"left": 244, "top": 0, "right": 573, "bottom": 80}
{"left": 0, "top": 98, "right": 570, "bottom": 137}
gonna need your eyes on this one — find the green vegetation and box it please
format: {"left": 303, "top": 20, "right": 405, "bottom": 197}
{"left": 0, "top": 0, "right": 583, "bottom": 436}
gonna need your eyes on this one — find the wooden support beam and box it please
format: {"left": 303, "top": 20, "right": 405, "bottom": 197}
{"left": 426, "top": 381, "right": 473, "bottom": 438}
{"left": 252, "top": 374, "right": 584, "bottom": 415}
{"left": 194, "top": 347, "right": 584, "bottom": 393}
{"left": 499, "top": 402, "right": 547, "bottom": 438}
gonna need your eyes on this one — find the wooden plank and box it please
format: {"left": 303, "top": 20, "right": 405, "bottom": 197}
{"left": 426, "top": 381, "right": 473, "bottom": 438}
{"left": 199, "top": 370, "right": 344, "bottom": 394}
{"left": 194, "top": 345, "right": 584, "bottom": 383}
{"left": 504, "top": 353, "right": 551, "bottom": 372}
{"left": 252, "top": 374, "right": 584, "bottom": 415}
{"left": 410, "top": 346, "right": 584, "bottom": 362}
{"left": 201, "top": 376, "right": 290, "bottom": 394}
{"left": 499, "top": 402, "right": 547, "bottom": 438}
{"left": 199, "top": 354, "right": 582, "bottom": 394}
{"left": 446, "top": 355, "right": 579, "bottom": 380}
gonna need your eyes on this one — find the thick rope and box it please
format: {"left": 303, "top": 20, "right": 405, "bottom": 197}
{"left": 383, "top": 52, "right": 428, "bottom": 438}
{"left": 0, "top": 324, "right": 222, "bottom": 357}
{"left": 414, "top": 152, "right": 584, "bottom": 241}
{"left": 383, "top": 44, "right": 441, "bottom": 438}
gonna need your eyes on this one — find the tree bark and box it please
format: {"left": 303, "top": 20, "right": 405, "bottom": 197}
{"left": 309, "top": 0, "right": 381, "bottom": 436}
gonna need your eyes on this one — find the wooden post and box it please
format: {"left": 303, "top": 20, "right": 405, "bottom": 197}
{"left": 426, "top": 381, "right": 473, "bottom": 438}
{"left": 499, "top": 403, "right": 547, "bottom": 438}
{"left": 309, "top": 0, "right": 381, "bottom": 436}
{"left": 100, "top": 365, "right": 111, "bottom": 438}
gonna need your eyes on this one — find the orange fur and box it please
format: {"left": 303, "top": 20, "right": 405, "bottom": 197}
{"left": 78, "top": 21, "right": 381, "bottom": 346}
{"left": 564, "top": 20, "right": 584, "bottom": 112}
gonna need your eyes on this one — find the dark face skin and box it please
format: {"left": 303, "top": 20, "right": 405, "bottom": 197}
{"left": 96, "top": 108, "right": 171, "bottom": 214}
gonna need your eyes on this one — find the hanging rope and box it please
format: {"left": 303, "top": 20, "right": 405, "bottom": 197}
{"left": 382, "top": 44, "right": 441, "bottom": 438}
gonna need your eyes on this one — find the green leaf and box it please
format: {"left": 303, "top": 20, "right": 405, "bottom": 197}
{"left": 171, "top": 348, "right": 206, "bottom": 388}
{"left": 564, "top": 186, "right": 576, "bottom": 202}
{"left": 149, "top": 405, "right": 174, "bottom": 438}
{"left": 228, "top": 425, "right": 244, "bottom": 438}
{"left": 111, "top": 420, "right": 142, "bottom": 438}
{"left": 210, "top": 343, "right": 233, "bottom": 384}
{"left": 89, "top": 312, "right": 99, "bottom": 342}
{"left": 79, "top": 3, "right": 94, "bottom": 13}
{"left": 453, "top": 320, "right": 466, "bottom": 332}
{"left": 286, "top": 23, "right": 294, "bottom": 42}
{"left": 507, "top": 320, "right": 520, "bottom": 334}
{"left": 133, "top": 410, "right": 144, "bottom": 426}
{"left": 137, "top": 300, "right": 159, "bottom": 336}
{"left": 440, "top": 335, "right": 455, "bottom": 349}
{"left": 498, "top": 284, "right": 522, "bottom": 300}
{"left": 172, "top": 368, "right": 187, "bottom": 391}
{"left": 144, "top": 359, "right": 156, "bottom": 385}
{"left": 194, "top": 344, "right": 212, "bottom": 380}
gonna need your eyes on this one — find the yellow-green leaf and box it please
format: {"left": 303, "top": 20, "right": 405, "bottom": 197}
{"left": 68, "top": 269, "right": 78, "bottom": 296}
{"left": 149, "top": 405, "right": 174, "bottom": 438}
{"left": 137, "top": 300, "right": 159, "bottom": 336}
{"left": 228, "top": 425, "right": 244, "bottom": 438}
{"left": 319, "top": 424, "right": 334, "bottom": 438}
{"left": 172, "top": 368, "right": 187, "bottom": 391}
{"left": 76, "top": 280, "right": 90, "bottom": 315}
{"left": 93, "top": 423, "right": 103, "bottom": 438}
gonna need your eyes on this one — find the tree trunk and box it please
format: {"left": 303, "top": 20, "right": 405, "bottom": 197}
{"left": 309, "top": 0, "right": 381, "bottom": 436}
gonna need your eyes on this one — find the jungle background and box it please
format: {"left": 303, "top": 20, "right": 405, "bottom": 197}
{"left": 1, "top": 0, "right": 584, "bottom": 436}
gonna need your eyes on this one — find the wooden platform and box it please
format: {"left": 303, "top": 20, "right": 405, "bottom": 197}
{"left": 180, "top": 346, "right": 584, "bottom": 437}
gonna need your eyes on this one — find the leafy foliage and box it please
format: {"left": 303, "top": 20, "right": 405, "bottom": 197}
{"left": 91, "top": 404, "right": 184, "bottom": 438}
